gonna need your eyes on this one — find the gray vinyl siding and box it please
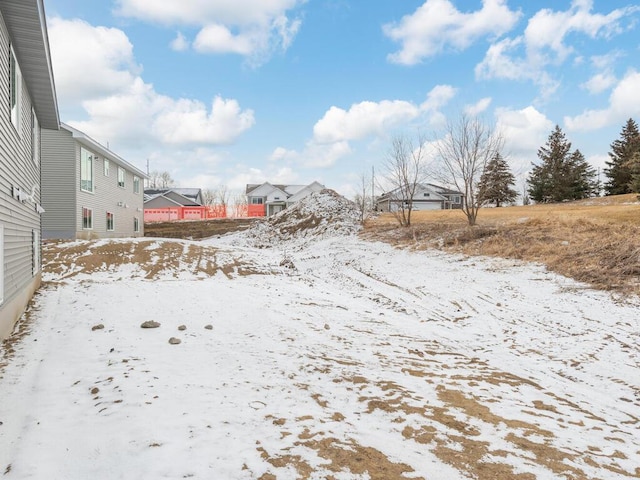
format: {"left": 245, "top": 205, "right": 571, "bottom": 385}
{"left": 41, "top": 127, "right": 145, "bottom": 239}
{"left": 41, "top": 128, "right": 75, "bottom": 238}
{"left": 0, "top": 12, "right": 41, "bottom": 307}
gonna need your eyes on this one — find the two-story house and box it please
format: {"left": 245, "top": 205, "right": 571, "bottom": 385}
{"left": 376, "top": 183, "right": 464, "bottom": 212}
{"left": 246, "top": 181, "right": 325, "bottom": 217}
{"left": 0, "top": 0, "right": 59, "bottom": 338}
{"left": 41, "top": 123, "right": 148, "bottom": 239}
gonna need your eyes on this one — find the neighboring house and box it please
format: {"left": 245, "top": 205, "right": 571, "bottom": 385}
{"left": 41, "top": 123, "right": 148, "bottom": 240}
{"left": 144, "top": 188, "right": 226, "bottom": 221}
{"left": 0, "top": 0, "right": 59, "bottom": 338}
{"left": 246, "top": 181, "right": 325, "bottom": 217}
{"left": 376, "top": 183, "right": 464, "bottom": 212}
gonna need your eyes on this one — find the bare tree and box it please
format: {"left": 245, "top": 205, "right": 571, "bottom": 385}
{"left": 231, "top": 192, "right": 248, "bottom": 217}
{"left": 215, "top": 184, "right": 230, "bottom": 209}
{"left": 147, "top": 170, "right": 175, "bottom": 189}
{"left": 383, "top": 134, "right": 429, "bottom": 226}
{"left": 435, "top": 115, "right": 503, "bottom": 226}
{"left": 201, "top": 188, "right": 216, "bottom": 207}
{"left": 354, "top": 171, "right": 373, "bottom": 224}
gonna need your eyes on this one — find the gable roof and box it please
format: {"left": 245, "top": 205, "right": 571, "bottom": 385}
{"left": 61, "top": 123, "right": 147, "bottom": 178}
{"left": 144, "top": 188, "right": 202, "bottom": 206}
{"left": 0, "top": 0, "right": 59, "bottom": 129}
{"left": 246, "top": 181, "right": 325, "bottom": 199}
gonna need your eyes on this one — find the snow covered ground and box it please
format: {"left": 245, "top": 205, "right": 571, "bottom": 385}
{"left": 1, "top": 192, "right": 639, "bottom": 479}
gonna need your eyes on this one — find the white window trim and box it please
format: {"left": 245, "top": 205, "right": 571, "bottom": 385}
{"left": 118, "top": 167, "right": 125, "bottom": 188}
{"left": 32, "top": 108, "right": 39, "bottom": 165}
{"left": 10, "top": 47, "right": 22, "bottom": 132}
{"left": 80, "top": 147, "right": 94, "bottom": 193}
{"left": 32, "top": 229, "right": 41, "bottom": 275}
{"left": 133, "top": 217, "right": 140, "bottom": 233}
{"left": 82, "top": 207, "right": 93, "bottom": 230}
{"left": 106, "top": 212, "right": 114, "bottom": 231}
{"left": 104, "top": 159, "right": 110, "bottom": 176}
{"left": 133, "top": 175, "right": 140, "bottom": 194}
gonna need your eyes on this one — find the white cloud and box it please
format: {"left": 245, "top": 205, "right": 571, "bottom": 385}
{"left": 565, "top": 70, "right": 640, "bottom": 131}
{"left": 495, "top": 105, "right": 554, "bottom": 174}
{"left": 226, "top": 166, "right": 300, "bottom": 192}
{"left": 581, "top": 72, "right": 617, "bottom": 94}
{"left": 170, "top": 32, "right": 190, "bottom": 51}
{"left": 114, "top": 0, "right": 303, "bottom": 65}
{"left": 48, "top": 17, "right": 139, "bottom": 104}
{"left": 383, "top": 0, "right": 521, "bottom": 65}
{"left": 476, "top": 2, "right": 638, "bottom": 96}
{"left": 464, "top": 97, "right": 492, "bottom": 116}
{"left": 49, "top": 18, "right": 255, "bottom": 153}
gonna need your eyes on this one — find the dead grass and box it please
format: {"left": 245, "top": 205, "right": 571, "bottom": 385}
{"left": 363, "top": 194, "right": 640, "bottom": 295}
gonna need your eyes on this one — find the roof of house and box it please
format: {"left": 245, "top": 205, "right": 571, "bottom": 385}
{"left": 0, "top": 0, "right": 59, "bottom": 129}
{"left": 144, "top": 188, "right": 202, "bottom": 206}
{"left": 61, "top": 123, "right": 148, "bottom": 178}
{"left": 246, "top": 181, "right": 324, "bottom": 197}
{"left": 377, "top": 183, "right": 463, "bottom": 201}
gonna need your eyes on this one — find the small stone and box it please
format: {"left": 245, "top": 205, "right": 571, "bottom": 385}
{"left": 91, "top": 324, "right": 104, "bottom": 331}
{"left": 90, "top": 387, "right": 99, "bottom": 395}
{"left": 178, "top": 325, "right": 186, "bottom": 331}
{"left": 168, "top": 337, "right": 181, "bottom": 345}
{"left": 141, "top": 321, "right": 161, "bottom": 329}
{"left": 324, "top": 323, "right": 330, "bottom": 330}
{"left": 204, "top": 324, "right": 213, "bottom": 330}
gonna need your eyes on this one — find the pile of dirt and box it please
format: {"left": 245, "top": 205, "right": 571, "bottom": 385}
{"left": 244, "top": 189, "right": 361, "bottom": 249}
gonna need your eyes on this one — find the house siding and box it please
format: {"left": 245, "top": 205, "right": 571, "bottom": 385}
{"left": 0, "top": 11, "right": 42, "bottom": 338}
{"left": 41, "top": 128, "right": 75, "bottom": 238}
{"left": 41, "top": 126, "right": 145, "bottom": 239}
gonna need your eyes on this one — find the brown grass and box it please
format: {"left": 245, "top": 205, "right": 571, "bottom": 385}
{"left": 362, "top": 194, "right": 640, "bottom": 295}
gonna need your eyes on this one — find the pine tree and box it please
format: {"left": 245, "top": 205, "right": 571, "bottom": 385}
{"left": 528, "top": 125, "right": 572, "bottom": 203}
{"left": 477, "top": 152, "right": 517, "bottom": 206}
{"left": 604, "top": 118, "right": 640, "bottom": 195}
{"left": 528, "top": 126, "right": 598, "bottom": 203}
{"left": 567, "top": 150, "right": 599, "bottom": 199}
{"left": 627, "top": 151, "right": 640, "bottom": 193}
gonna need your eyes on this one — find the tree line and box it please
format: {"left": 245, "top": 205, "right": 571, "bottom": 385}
{"left": 377, "top": 116, "right": 640, "bottom": 227}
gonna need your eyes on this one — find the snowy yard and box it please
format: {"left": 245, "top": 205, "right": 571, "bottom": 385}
{"left": 1, "top": 193, "right": 639, "bottom": 479}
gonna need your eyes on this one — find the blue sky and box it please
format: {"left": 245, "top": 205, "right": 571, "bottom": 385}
{"left": 44, "top": 0, "right": 640, "bottom": 197}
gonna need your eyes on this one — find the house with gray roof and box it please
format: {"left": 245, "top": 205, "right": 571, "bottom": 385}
{"left": 40, "top": 123, "right": 148, "bottom": 239}
{"left": 0, "top": 0, "right": 59, "bottom": 338}
{"left": 375, "top": 183, "right": 463, "bottom": 212}
{"left": 246, "top": 181, "right": 324, "bottom": 216}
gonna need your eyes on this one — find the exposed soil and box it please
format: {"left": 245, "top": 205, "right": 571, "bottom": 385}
{"left": 144, "top": 218, "right": 258, "bottom": 239}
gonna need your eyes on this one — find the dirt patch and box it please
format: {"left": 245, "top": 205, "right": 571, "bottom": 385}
{"left": 144, "top": 218, "right": 257, "bottom": 240}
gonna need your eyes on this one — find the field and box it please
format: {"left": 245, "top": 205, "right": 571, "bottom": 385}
{"left": 364, "top": 194, "right": 640, "bottom": 295}
{"left": 0, "top": 191, "right": 638, "bottom": 479}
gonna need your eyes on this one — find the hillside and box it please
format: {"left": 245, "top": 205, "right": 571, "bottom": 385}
{"left": 363, "top": 194, "right": 640, "bottom": 295}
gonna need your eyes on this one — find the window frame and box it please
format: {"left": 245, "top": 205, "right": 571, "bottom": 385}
{"left": 32, "top": 229, "right": 41, "bottom": 275}
{"left": 117, "top": 167, "right": 125, "bottom": 188}
{"left": 10, "top": 47, "right": 21, "bottom": 132}
{"left": 80, "top": 147, "right": 94, "bottom": 193}
{"left": 133, "top": 175, "right": 140, "bottom": 194}
{"left": 133, "top": 217, "right": 140, "bottom": 233}
{"left": 106, "top": 212, "right": 114, "bottom": 231}
{"left": 82, "top": 207, "right": 93, "bottom": 230}
{"left": 31, "top": 108, "right": 39, "bottom": 165}
{"left": 104, "top": 159, "right": 110, "bottom": 176}
{"left": 251, "top": 197, "right": 264, "bottom": 205}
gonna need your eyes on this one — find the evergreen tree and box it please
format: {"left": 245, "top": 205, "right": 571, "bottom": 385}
{"left": 627, "top": 151, "right": 640, "bottom": 193}
{"left": 477, "top": 152, "right": 517, "bottom": 206}
{"left": 604, "top": 118, "right": 640, "bottom": 195}
{"left": 528, "top": 125, "right": 572, "bottom": 203}
{"left": 528, "top": 126, "right": 598, "bottom": 203}
{"left": 567, "top": 150, "right": 599, "bottom": 199}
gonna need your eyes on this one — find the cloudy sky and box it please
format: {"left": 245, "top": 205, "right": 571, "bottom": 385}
{"left": 44, "top": 0, "right": 640, "bottom": 197}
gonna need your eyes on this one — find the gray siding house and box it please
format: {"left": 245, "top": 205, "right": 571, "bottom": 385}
{"left": 41, "top": 123, "right": 147, "bottom": 240}
{"left": 0, "top": 0, "right": 59, "bottom": 339}
{"left": 376, "top": 183, "right": 464, "bottom": 212}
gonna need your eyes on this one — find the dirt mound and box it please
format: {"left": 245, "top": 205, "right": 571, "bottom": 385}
{"left": 244, "top": 189, "right": 361, "bottom": 249}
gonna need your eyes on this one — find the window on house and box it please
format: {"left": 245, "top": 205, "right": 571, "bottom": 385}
{"left": 133, "top": 217, "right": 140, "bottom": 233}
{"left": 104, "top": 159, "right": 110, "bottom": 176}
{"left": 118, "top": 167, "right": 125, "bottom": 188}
{"left": 423, "top": 193, "right": 430, "bottom": 197}
{"left": 10, "top": 48, "right": 21, "bottom": 131}
{"left": 32, "top": 229, "right": 40, "bottom": 275}
{"left": 31, "top": 108, "right": 39, "bottom": 165}
{"left": 133, "top": 176, "right": 140, "bottom": 194}
{"left": 106, "top": 212, "right": 114, "bottom": 231}
{"left": 82, "top": 207, "right": 93, "bottom": 229}
{"left": 0, "top": 224, "right": 4, "bottom": 304}
{"left": 80, "top": 147, "right": 94, "bottom": 192}
{"left": 453, "top": 196, "right": 461, "bottom": 203}
{"left": 251, "top": 197, "right": 263, "bottom": 205}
